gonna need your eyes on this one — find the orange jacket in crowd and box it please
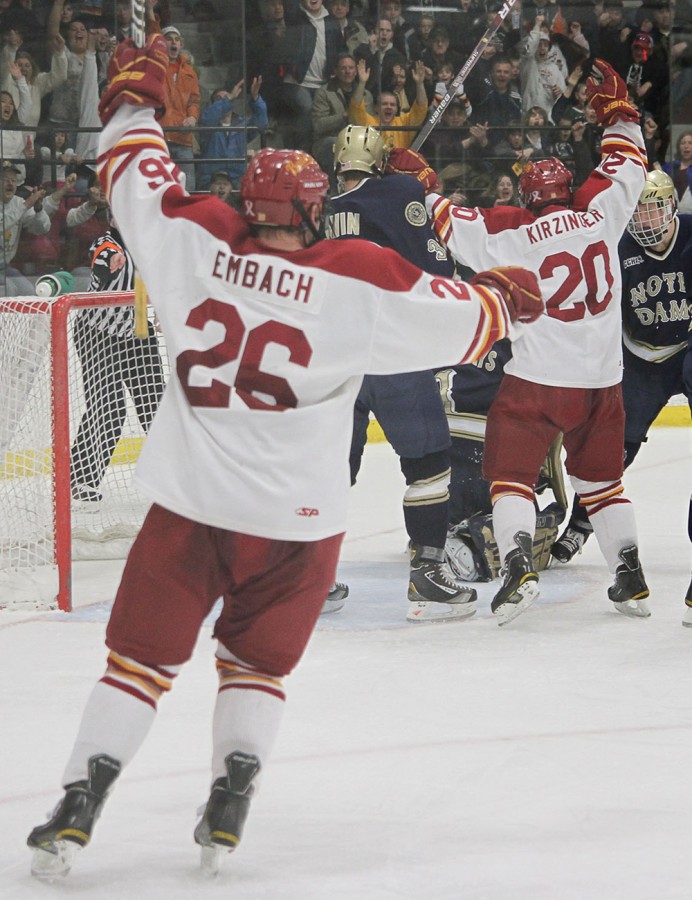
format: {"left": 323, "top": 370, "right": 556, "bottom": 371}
{"left": 160, "top": 58, "right": 201, "bottom": 148}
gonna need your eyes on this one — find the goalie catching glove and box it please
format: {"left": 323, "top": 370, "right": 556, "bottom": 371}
{"left": 585, "top": 58, "right": 639, "bottom": 128}
{"left": 471, "top": 266, "right": 544, "bottom": 324}
{"left": 99, "top": 34, "right": 168, "bottom": 127}
{"left": 384, "top": 147, "right": 442, "bottom": 194}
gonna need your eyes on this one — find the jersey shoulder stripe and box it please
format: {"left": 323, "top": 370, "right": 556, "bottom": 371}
{"left": 98, "top": 127, "right": 169, "bottom": 196}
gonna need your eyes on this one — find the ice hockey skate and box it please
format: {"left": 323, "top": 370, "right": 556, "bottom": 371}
{"left": 681, "top": 576, "right": 692, "bottom": 627}
{"left": 608, "top": 545, "right": 651, "bottom": 618}
{"left": 491, "top": 533, "right": 539, "bottom": 626}
{"left": 27, "top": 754, "right": 121, "bottom": 879}
{"left": 321, "top": 581, "right": 348, "bottom": 615}
{"left": 194, "top": 751, "right": 260, "bottom": 876}
{"left": 550, "top": 524, "right": 591, "bottom": 563}
{"left": 407, "top": 544, "right": 477, "bottom": 623}
{"left": 70, "top": 483, "right": 103, "bottom": 504}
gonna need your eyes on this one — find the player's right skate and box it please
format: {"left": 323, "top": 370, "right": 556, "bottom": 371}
{"left": 491, "top": 532, "right": 539, "bottom": 626}
{"left": 608, "top": 545, "right": 651, "bottom": 618}
{"left": 682, "top": 576, "right": 692, "bottom": 627}
{"left": 194, "top": 751, "right": 260, "bottom": 876}
{"left": 27, "top": 754, "right": 121, "bottom": 879}
{"left": 407, "top": 544, "right": 477, "bottom": 622}
{"left": 550, "top": 524, "right": 591, "bottom": 563}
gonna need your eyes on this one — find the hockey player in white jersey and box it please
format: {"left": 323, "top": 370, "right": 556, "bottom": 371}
{"left": 552, "top": 171, "right": 692, "bottom": 585}
{"left": 26, "top": 35, "right": 544, "bottom": 879}
{"left": 389, "top": 59, "right": 651, "bottom": 625}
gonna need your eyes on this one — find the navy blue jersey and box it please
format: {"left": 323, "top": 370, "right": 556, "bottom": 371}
{"left": 438, "top": 339, "right": 512, "bottom": 421}
{"left": 619, "top": 214, "right": 692, "bottom": 361}
{"left": 327, "top": 173, "right": 454, "bottom": 277}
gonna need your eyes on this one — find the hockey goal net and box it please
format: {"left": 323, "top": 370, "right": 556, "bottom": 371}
{"left": 0, "top": 292, "right": 169, "bottom": 611}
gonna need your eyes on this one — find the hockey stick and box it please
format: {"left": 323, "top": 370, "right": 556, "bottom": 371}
{"left": 410, "top": 0, "right": 519, "bottom": 152}
{"left": 131, "top": 0, "right": 146, "bottom": 48}
{"left": 131, "top": 0, "right": 149, "bottom": 338}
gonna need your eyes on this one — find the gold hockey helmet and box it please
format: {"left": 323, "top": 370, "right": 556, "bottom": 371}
{"left": 333, "top": 125, "right": 387, "bottom": 177}
{"left": 626, "top": 170, "right": 677, "bottom": 247}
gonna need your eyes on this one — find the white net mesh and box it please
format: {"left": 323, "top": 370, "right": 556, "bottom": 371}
{"left": 0, "top": 293, "right": 169, "bottom": 609}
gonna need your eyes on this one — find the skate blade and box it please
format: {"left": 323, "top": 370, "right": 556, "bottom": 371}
{"left": 549, "top": 549, "right": 575, "bottom": 565}
{"left": 613, "top": 597, "right": 651, "bottom": 618}
{"left": 320, "top": 597, "right": 346, "bottom": 615}
{"left": 31, "top": 841, "right": 80, "bottom": 880}
{"left": 200, "top": 843, "right": 232, "bottom": 877}
{"left": 682, "top": 607, "right": 692, "bottom": 628}
{"left": 406, "top": 597, "right": 477, "bottom": 623}
{"left": 494, "top": 582, "right": 539, "bottom": 627}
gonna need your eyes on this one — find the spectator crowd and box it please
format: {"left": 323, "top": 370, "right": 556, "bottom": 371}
{"left": 0, "top": 0, "right": 687, "bottom": 292}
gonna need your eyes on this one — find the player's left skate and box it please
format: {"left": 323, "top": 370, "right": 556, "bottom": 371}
{"left": 321, "top": 581, "right": 348, "bottom": 615}
{"left": 682, "top": 575, "right": 692, "bottom": 628}
{"left": 195, "top": 751, "right": 260, "bottom": 876}
{"left": 407, "top": 544, "right": 477, "bottom": 622}
{"left": 608, "top": 545, "right": 651, "bottom": 618}
{"left": 71, "top": 482, "right": 103, "bottom": 504}
{"left": 491, "top": 532, "right": 539, "bottom": 626}
{"left": 27, "top": 754, "right": 121, "bottom": 879}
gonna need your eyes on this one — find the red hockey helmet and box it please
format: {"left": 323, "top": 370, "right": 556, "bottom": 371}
{"left": 240, "top": 148, "right": 329, "bottom": 228}
{"left": 518, "top": 158, "right": 573, "bottom": 212}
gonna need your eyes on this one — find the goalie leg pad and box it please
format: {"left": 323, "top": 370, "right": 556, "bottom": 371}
{"left": 462, "top": 505, "right": 565, "bottom": 580}
{"left": 533, "top": 502, "right": 567, "bottom": 571}
{"left": 537, "top": 433, "right": 568, "bottom": 511}
{"left": 466, "top": 513, "right": 500, "bottom": 581}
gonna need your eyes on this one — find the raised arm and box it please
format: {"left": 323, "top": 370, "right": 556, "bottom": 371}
{"left": 350, "top": 57, "right": 369, "bottom": 109}
{"left": 411, "top": 59, "right": 428, "bottom": 109}
{"left": 46, "top": 0, "right": 65, "bottom": 40}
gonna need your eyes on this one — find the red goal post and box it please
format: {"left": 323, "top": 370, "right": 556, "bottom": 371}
{"left": 0, "top": 291, "right": 168, "bottom": 611}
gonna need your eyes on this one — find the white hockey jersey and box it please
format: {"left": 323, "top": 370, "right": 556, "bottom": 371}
{"left": 426, "top": 121, "right": 648, "bottom": 389}
{"left": 97, "top": 107, "right": 522, "bottom": 541}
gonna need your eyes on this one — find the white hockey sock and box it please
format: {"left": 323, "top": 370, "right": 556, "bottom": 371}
{"left": 61, "top": 680, "right": 157, "bottom": 786}
{"left": 492, "top": 494, "right": 537, "bottom": 564}
{"left": 587, "top": 501, "right": 638, "bottom": 573}
{"left": 212, "top": 648, "right": 286, "bottom": 786}
{"left": 572, "top": 477, "right": 638, "bottom": 572}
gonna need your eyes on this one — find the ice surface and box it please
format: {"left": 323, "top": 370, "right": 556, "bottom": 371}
{"left": 1, "top": 428, "right": 691, "bottom": 899}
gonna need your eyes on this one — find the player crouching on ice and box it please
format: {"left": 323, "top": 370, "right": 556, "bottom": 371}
{"left": 27, "top": 34, "right": 544, "bottom": 879}
{"left": 386, "top": 59, "right": 652, "bottom": 625}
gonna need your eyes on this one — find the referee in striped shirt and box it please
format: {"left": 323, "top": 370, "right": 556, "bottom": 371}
{"left": 70, "top": 211, "right": 166, "bottom": 502}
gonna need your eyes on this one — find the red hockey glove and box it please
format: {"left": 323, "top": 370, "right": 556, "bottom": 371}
{"left": 471, "top": 267, "right": 544, "bottom": 324}
{"left": 384, "top": 147, "right": 442, "bottom": 194}
{"left": 585, "top": 58, "right": 639, "bottom": 127}
{"left": 99, "top": 34, "right": 168, "bottom": 127}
